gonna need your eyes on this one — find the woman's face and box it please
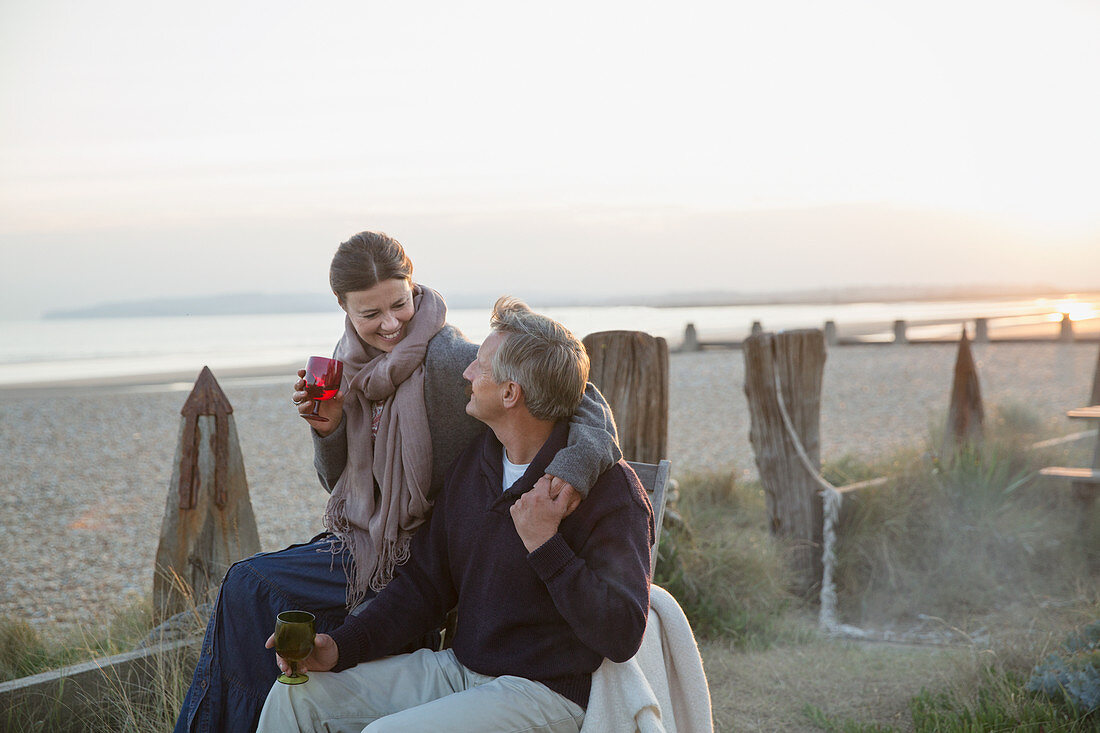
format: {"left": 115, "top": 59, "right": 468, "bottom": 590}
{"left": 340, "top": 278, "right": 415, "bottom": 352}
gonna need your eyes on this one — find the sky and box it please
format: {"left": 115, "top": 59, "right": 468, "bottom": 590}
{"left": 2, "top": 0, "right": 1099, "bottom": 319}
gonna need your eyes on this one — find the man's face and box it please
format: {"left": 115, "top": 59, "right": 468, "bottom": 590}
{"left": 462, "top": 330, "right": 508, "bottom": 424}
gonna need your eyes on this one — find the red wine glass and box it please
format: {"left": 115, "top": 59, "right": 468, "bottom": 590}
{"left": 301, "top": 356, "right": 343, "bottom": 423}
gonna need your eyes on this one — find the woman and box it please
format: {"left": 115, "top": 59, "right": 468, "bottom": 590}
{"left": 174, "top": 231, "right": 620, "bottom": 733}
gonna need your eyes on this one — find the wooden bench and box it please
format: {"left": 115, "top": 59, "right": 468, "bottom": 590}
{"left": 1039, "top": 405, "right": 1100, "bottom": 489}
{"left": 627, "top": 459, "right": 671, "bottom": 576}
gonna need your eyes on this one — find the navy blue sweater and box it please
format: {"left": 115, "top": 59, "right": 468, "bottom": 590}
{"left": 326, "top": 421, "right": 654, "bottom": 708}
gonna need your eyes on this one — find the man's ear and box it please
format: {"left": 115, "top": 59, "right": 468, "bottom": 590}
{"left": 501, "top": 381, "right": 523, "bottom": 409}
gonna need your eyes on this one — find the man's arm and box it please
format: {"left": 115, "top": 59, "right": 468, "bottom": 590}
{"left": 543, "top": 382, "right": 622, "bottom": 498}
{"left": 324, "top": 486, "right": 458, "bottom": 670}
{"left": 511, "top": 471, "right": 652, "bottom": 663}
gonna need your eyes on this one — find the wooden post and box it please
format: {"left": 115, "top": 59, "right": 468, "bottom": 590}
{"left": 974, "top": 318, "right": 989, "bottom": 343}
{"left": 751, "top": 321, "right": 763, "bottom": 336}
{"left": 682, "top": 323, "right": 700, "bottom": 352}
{"left": 823, "top": 320, "right": 837, "bottom": 346}
{"left": 743, "top": 329, "right": 826, "bottom": 595}
{"left": 1059, "top": 313, "right": 1074, "bottom": 342}
{"left": 942, "top": 328, "right": 984, "bottom": 459}
{"left": 1090, "top": 344, "right": 1100, "bottom": 407}
{"left": 153, "top": 367, "right": 261, "bottom": 624}
{"left": 582, "top": 330, "right": 669, "bottom": 464}
{"left": 893, "top": 320, "right": 908, "bottom": 344}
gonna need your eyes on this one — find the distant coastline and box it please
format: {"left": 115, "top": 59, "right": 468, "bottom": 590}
{"left": 40, "top": 284, "right": 1097, "bottom": 320}
{"left": 42, "top": 292, "right": 338, "bottom": 320}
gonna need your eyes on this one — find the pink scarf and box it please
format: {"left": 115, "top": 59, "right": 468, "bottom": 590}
{"left": 322, "top": 284, "right": 447, "bottom": 607}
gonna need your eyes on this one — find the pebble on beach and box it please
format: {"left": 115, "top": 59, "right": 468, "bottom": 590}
{"left": 1, "top": 342, "right": 1097, "bottom": 639}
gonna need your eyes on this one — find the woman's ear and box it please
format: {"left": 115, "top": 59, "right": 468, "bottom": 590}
{"left": 334, "top": 292, "right": 347, "bottom": 313}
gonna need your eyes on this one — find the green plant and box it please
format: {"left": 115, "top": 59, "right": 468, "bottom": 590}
{"left": 907, "top": 670, "right": 1096, "bottom": 732}
{"left": 0, "top": 616, "right": 50, "bottom": 681}
{"left": 0, "top": 598, "right": 156, "bottom": 683}
{"left": 88, "top": 640, "right": 195, "bottom": 732}
{"left": 806, "top": 665, "right": 1100, "bottom": 732}
{"left": 1027, "top": 620, "right": 1100, "bottom": 714}
{"left": 802, "top": 703, "right": 898, "bottom": 732}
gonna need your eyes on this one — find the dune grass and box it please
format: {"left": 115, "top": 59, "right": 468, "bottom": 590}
{"left": 1, "top": 593, "right": 201, "bottom": 732}
{"left": 829, "top": 407, "right": 1099, "bottom": 630}
{"left": 0, "top": 599, "right": 154, "bottom": 683}
{"left": 801, "top": 403, "right": 1100, "bottom": 730}
{"left": 653, "top": 470, "right": 809, "bottom": 649}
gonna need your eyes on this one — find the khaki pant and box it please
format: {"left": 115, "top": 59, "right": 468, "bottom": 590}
{"left": 257, "top": 649, "right": 585, "bottom": 733}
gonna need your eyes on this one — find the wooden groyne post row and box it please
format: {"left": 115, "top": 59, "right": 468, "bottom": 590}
{"left": 153, "top": 366, "right": 261, "bottom": 624}
{"left": 681, "top": 309, "right": 1100, "bottom": 350}
{"left": 743, "top": 329, "right": 827, "bottom": 595}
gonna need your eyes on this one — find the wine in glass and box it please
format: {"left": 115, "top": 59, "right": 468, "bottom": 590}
{"left": 301, "top": 356, "right": 343, "bottom": 423}
{"left": 274, "top": 610, "right": 316, "bottom": 685}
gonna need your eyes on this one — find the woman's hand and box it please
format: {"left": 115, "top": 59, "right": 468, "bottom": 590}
{"left": 543, "top": 475, "right": 582, "bottom": 516}
{"left": 293, "top": 368, "right": 345, "bottom": 436}
{"left": 265, "top": 632, "right": 340, "bottom": 674}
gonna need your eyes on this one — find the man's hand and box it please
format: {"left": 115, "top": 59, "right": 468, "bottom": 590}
{"left": 510, "top": 476, "right": 581, "bottom": 553}
{"left": 265, "top": 632, "right": 339, "bottom": 674}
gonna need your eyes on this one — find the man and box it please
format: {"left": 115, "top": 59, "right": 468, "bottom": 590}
{"left": 258, "top": 296, "right": 654, "bottom": 733}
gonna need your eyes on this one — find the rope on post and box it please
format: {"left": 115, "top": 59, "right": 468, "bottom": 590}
{"left": 770, "top": 363, "right": 976, "bottom": 645}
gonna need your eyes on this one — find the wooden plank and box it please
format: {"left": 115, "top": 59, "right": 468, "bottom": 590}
{"left": 627, "top": 459, "right": 671, "bottom": 576}
{"left": 1039, "top": 466, "right": 1100, "bottom": 482}
{"left": 1029, "top": 429, "right": 1098, "bottom": 449}
{"left": 1066, "top": 406, "right": 1100, "bottom": 419}
{"left": 835, "top": 476, "right": 890, "bottom": 494}
{"left": 0, "top": 639, "right": 199, "bottom": 732}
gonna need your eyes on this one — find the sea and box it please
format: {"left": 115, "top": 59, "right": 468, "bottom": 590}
{"left": 1, "top": 294, "right": 1097, "bottom": 389}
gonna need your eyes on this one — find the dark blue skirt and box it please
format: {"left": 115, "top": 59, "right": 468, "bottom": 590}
{"left": 173, "top": 534, "right": 361, "bottom": 733}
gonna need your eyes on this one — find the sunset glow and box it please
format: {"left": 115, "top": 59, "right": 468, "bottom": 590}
{"left": 1, "top": 0, "right": 1098, "bottom": 319}
{"left": 1044, "top": 300, "right": 1100, "bottom": 322}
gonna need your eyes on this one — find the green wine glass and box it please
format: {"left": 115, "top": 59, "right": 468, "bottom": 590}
{"left": 274, "top": 610, "right": 316, "bottom": 685}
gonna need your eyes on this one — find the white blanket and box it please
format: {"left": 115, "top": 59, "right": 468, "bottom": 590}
{"left": 581, "top": 584, "right": 713, "bottom": 733}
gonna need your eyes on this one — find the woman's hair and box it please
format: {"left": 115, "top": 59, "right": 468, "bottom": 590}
{"left": 329, "top": 231, "right": 414, "bottom": 304}
{"left": 489, "top": 296, "right": 589, "bottom": 421}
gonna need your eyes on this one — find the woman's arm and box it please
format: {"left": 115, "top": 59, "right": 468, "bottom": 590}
{"left": 312, "top": 419, "right": 348, "bottom": 494}
{"left": 544, "top": 382, "right": 622, "bottom": 498}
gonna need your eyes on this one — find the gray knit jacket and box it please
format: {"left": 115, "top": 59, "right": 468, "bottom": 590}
{"left": 312, "top": 324, "right": 621, "bottom": 499}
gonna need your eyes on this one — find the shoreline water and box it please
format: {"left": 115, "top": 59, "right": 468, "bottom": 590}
{"left": 3, "top": 294, "right": 1098, "bottom": 390}
{"left": 1, "top": 321, "right": 1097, "bottom": 396}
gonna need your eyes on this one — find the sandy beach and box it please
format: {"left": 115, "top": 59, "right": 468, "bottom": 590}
{"left": 1, "top": 341, "right": 1097, "bottom": 638}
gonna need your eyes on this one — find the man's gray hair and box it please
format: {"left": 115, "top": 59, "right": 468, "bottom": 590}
{"left": 489, "top": 296, "right": 589, "bottom": 422}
